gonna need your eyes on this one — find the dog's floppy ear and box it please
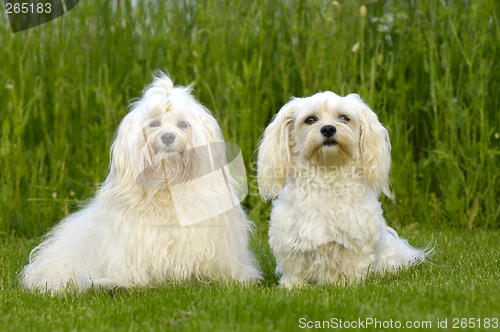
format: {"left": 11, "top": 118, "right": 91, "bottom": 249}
{"left": 198, "top": 110, "right": 224, "bottom": 143}
{"left": 257, "top": 98, "right": 300, "bottom": 200}
{"left": 343, "top": 94, "right": 393, "bottom": 199}
{"left": 195, "top": 110, "right": 229, "bottom": 175}
{"left": 107, "top": 108, "right": 143, "bottom": 183}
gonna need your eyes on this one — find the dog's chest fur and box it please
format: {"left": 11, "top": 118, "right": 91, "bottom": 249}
{"left": 268, "top": 173, "right": 385, "bottom": 282}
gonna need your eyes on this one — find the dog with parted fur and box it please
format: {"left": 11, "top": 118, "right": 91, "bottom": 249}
{"left": 257, "top": 91, "right": 429, "bottom": 287}
{"left": 21, "top": 72, "right": 262, "bottom": 293}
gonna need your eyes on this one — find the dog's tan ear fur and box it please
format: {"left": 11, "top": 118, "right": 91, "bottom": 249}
{"left": 198, "top": 111, "right": 224, "bottom": 143}
{"left": 257, "top": 99, "right": 301, "bottom": 200}
{"left": 108, "top": 109, "right": 143, "bottom": 183}
{"left": 343, "top": 94, "right": 393, "bottom": 199}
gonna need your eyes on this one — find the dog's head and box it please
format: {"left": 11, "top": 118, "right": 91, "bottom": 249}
{"left": 257, "top": 92, "right": 392, "bottom": 199}
{"left": 108, "top": 72, "right": 224, "bottom": 188}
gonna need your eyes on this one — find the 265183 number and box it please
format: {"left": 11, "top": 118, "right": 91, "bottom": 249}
{"left": 452, "top": 318, "right": 498, "bottom": 329}
{"left": 5, "top": 3, "right": 52, "bottom": 14}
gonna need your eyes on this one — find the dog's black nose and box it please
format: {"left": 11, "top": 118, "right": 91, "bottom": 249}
{"left": 161, "top": 133, "right": 176, "bottom": 145}
{"left": 320, "top": 125, "right": 336, "bottom": 137}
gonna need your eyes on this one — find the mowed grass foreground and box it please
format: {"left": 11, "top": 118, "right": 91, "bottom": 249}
{"left": 0, "top": 0, "right": 499, "bottom": 236}
{"left": 1, "top": 228, "right": 499, "bottom": 331}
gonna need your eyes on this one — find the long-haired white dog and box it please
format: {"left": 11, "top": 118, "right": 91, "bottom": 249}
{"left": 21, "top": 72, "right": 262, "bottom": 292}
{"left": 257, "top": 92, "right": 429, "bottom": 287}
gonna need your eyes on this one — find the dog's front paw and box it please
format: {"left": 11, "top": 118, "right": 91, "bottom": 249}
{"left": 278, "top": 276, "right": 307, "bottom": 289}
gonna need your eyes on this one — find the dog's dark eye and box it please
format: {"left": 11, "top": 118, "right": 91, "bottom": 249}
{"left": 340, "top": 115, "right": 350, "bottom": 122}
{"left": 178, "top": 122, "right": 188, "bottom": 129}
{"left": 150, "top": 122, "right": 160, "bottom": 127}
{"left": 304, "top": 116, "right": 318, "bottom": 124}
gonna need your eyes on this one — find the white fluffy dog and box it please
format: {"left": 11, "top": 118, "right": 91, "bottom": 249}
{"left": 257, "top": 92, "right": 428, "bottom": 287}
{"left": 21, "top": 72, "right": 262, "bottom": 293}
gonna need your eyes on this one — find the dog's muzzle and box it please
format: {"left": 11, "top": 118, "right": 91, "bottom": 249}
{"left": 320, "top": 125, "right": 336, "bottom": 137}
{"left": 321, "top": 125, "right": 338, "bottom": 146}
{"left": 161, "top": 132, "right": 176, "bottom": 146}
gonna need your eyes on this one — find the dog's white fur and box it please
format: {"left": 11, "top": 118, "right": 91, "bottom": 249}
{"left": 21, "top": 72, "right": 262, "bottom": 293}
{"left": 257, "top": 91, "right": 428, "bottom": 287}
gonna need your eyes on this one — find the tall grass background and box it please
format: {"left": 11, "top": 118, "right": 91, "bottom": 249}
{"left": 0, "top": 0, "right": 499, "bottom": 237}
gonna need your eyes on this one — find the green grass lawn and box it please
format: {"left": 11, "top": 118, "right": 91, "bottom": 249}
{"left": 1, "top": 228, "right": 499, "bottom": 331}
